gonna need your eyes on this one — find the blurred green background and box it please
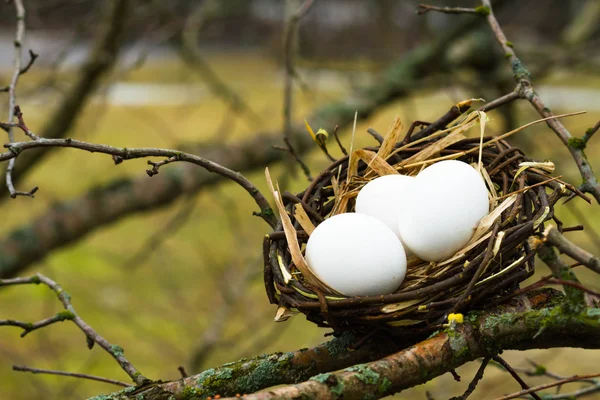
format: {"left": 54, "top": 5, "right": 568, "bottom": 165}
{"left": 1, "top": 0, "right": 600, "bottom": 399}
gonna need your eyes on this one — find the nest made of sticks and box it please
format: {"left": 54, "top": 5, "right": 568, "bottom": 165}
{"left": 263, "top": 107, "right": 578, "bottom": 334}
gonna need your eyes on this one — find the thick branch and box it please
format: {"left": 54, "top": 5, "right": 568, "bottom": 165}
{"left": 91, "top": 331, "right": 406, "bottom": 400}
{"left": 93, "top": 289, "right": 600, "bottom": 399}
{"left": 240, "top": 292, "right": 600, "bottom": 399}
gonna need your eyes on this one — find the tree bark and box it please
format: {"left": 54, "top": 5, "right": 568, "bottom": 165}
{"left": 89, "top": 289, "right": 600, "bottom": 400}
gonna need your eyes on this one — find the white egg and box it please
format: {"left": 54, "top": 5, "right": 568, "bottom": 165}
{"left": 305, "top": 213, "right": 407, "bottom": 296}
{"left": 355, "top": 174, "right": 415, "bottom": 246}
{"left": 398, "top": 160, "right": 489, "bottom": 262}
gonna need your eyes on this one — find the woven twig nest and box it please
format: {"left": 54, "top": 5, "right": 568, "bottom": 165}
{"left": 263, "top": 109, "right": 575, "bottom": 334}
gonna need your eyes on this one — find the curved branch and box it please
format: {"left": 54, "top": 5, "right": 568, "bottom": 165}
{"left": 0, "top": 135, "right": 277, "bottom": 229}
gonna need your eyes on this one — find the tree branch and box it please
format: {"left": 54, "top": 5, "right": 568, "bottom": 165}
{"left": 544, "top": 225, "right": 600, "bottom": 275}
{"left": 13, "top": 365, "right": 132, "bottom": 388}
{"left": 0, "top": 273, "right": 146, "bottom": 385}
{"left": 94, "top": 289, "right": 600, "bottom": 399}
{"left": 1, "top": 0, "right": 129, "bottom": 199}
{"left": 481, "top": 0, "right": 600, "bottom": 203}
{"left": 0, "top": 132, "right": 278, "bottom": 229}
{"left": 92, "top": 331, "right": 406, "bottom": 400}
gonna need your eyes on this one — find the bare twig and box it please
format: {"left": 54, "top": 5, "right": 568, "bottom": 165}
{"left": 481, "top": 0, "right": 600, "bottom": 203}
{"left": 0, "top": 114, "right": 277, "bottom": 228}
{"left": 582, "top": 121, "right": 599, "bottom": 145}
{"left": 0, "top": 274, "right": 146, "bottom": 385}
{"left": 0, "top": 313, "right": 74, "bottom": 338}
{"left": 282, "top": 0, "right": 317, "bottom": 179}
{"left": 366, "top": 128, "right": 385, "bottom": 144}
{"left": 13, "top": 365, "right": 132, "bottom": 388}
{"left": 544, "top": 225, "right": 600, "bottom": 275}
{"left": 283, "top": 137, "right": 313, "bottom": 180}
{"left": 478, "top": 91, "right": 520, "bottom": 112}
{"left": 417, "top": 4, "right": 485, "bottom": 15}
{"left": 4, "top": 0, "right": 37, "bottom": 198}
{"left": 495, "top": 373, "right": 600, "bottom": 400}
{"left": 459, "top": 357, "right": 491, "bottom": 399}
{"left": 493, "top": 355, "right": 542, "bottom": 400}
{"left": 1, "top": 0, "right": 129, "bottom": 199}
{"left": 332, "top": 125, "right": 348, "bottom": 156}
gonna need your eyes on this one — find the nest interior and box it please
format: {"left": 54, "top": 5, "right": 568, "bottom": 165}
{"left": 264, "top": 110, "right": 576, "bottom": 334}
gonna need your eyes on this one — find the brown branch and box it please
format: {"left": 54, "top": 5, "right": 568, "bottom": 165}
{"left": 478, "top": 90, "right": 520, "bottom": 112}
{"left": 0, "top": 313, "right": 73, "bottom": 338}
{"left": 481, "top": 0, "right": 600, "bottom": 203}
{"left": 0, "top": 120, "right": 277, "bottom": 229}
{"left": 492, "top": 355, "right": 542, "bottom": 400}
{"left": 1, "top": 0, "right": 129, "bottom": 199}
{"left": 417, "top": 4, "right": 485, "bottom": 15}
{"left": 495, "top": 373, "right": 600, "bottom": 400}
{"left": 544, "top": 225, "right": 600, "bottom": 275}
{"left": 459, "top": 357, "right": 491, "bottom": 400}
{"left": 13, "top": 365, "right": 132, "bottom": 388}
{"left": 332, "top": 125, "right": 348, "bottom": 156}
{"left": 103, "top": 289, "right": 600, "bottom": 400}
{"left": 0, "top": 274, "right": 146, "bottom": 385}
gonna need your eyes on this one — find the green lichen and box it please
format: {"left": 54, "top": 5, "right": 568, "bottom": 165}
{"left": 324, "top": 332, "right": 355, "bottom": 356}
{"left": 447, "top": 330, "right": 469, "bottom": 358}
{"left": 505, "top": 53, "right": 512, "bottom": 59}
{"left": 568, "top": 137, "right": 587, "bottom": 151}
{"left": 180, "top": 385, "right": 200, "bottom": 399}
{"left": 534, "top": 364, "right": 547, "bottom": 376}
{"left": 427, "top": 329, "right": 442, "bottom": 339}
{"left": 345, "top": 364, "right": 380, "bottom": 385}
{"left": 378, "top": 377, "right": 392, "bottom": 394}
{"left": 55, "top": 310, "right": 75, "bottom": 321}
{"left": 587, "top": 308, "right": 600, "bottom": 317}
{"left": 505, "top": 41, "right": 514, "bottom": 48}
{"left": 511, "top": 58, "right": 531, "bottom": 81}
{"left": 474, "top": 5, "right": 490, "bottom": 16}
{"left": 311, "top": 373, "right": 345, "bottom": 396}
{"left": 87, "top": 385, "right": 135, "bottom": 400}
{"left": 110, "top": 345, "right": 124, "bottom": 357}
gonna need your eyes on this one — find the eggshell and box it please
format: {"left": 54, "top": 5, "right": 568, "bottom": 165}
{"left": 305, "top": 213, "right": 407, "bottom": 296}
{"left": 355, "top": 174, "right": 415, "bottom": 246}
{"left": 398, "top": 160, "right": 489, "bottom": 262}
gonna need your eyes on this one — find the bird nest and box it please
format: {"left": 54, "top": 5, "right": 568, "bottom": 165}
{"left": 263, "top": 107, "right": 576, "bottom": 334}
